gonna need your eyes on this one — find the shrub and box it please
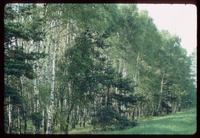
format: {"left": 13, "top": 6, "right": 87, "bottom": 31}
{"left": 30, "top": 112, "right": 43, "bottom": 133}
{"left": 92, "top": 105, "right": 138, "bottom": 130}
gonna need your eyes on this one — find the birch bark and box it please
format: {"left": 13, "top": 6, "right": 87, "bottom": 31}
{"left": 46, "top": 21, "right": 57, "bottom": 134}
{"left": 157, "top": 73, "right": 165, "bottom": 113}
{"left": 8, "top": 96, "right": 12, "bottom": 133}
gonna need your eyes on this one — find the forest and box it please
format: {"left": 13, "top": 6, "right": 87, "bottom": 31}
{"left": 4, "top": 4, "right": 196, "bottom": 134}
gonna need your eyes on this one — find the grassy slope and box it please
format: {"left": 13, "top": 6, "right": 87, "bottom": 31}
{"left": 69, "top": 108, "right": 196, "bottom": 134}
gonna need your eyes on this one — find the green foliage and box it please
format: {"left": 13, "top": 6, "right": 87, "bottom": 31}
{"left": 115, "top": 115, "right": 138, "bottom": 130}
{"left": 5, "top": 5, "right": 44, "bottom": 43}
{"left": 30, "top": 112, "right": 43, "bottom": 133}
{"left": 4, "top": 4, "right": 46, "bottom": 79}
{"left": 5, "top": 84, "right": 24, "bottom": 106}
{"left": 91, "top": 105, "right": 138, "bottom": 130}
{"left": 95, "top": 106, "right": 117, "bottom": 129}
{"left": 4, "top": 4, "right": 46, "bottom": 134}
{"left": 4, "top": 4, "right": 196, "bottom": 134}
{"left": 64, "top": 29, "right": 113, "bottom": 102}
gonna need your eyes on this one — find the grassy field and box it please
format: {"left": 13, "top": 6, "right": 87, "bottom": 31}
{"left": 69, "top": 108, "right": 196, "bottom": 135}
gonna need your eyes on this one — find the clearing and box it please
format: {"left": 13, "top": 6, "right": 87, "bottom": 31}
{"left": 69, "top": 108, "right": 196, "bottom": 134}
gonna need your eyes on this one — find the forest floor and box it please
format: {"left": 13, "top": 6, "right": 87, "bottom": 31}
{"left": 69, "top": 108, "right": 196, "bottom": 135}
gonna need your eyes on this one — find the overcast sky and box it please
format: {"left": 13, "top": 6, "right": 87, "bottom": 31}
{"left": 137, "top": 4, "right": 197, "bottom": 55}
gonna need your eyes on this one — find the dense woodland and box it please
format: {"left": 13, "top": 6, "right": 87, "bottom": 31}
{"left": 4, "top": 4, "right": 196, "bottom": 134}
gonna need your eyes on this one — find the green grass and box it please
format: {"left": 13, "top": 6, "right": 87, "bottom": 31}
{"left": 69, "top": 108, "right": 197, "bottom": 135}
{"left": 69, "top": 126, "right": 93, "bottom": 134}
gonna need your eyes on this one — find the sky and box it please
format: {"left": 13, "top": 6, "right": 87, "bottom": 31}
{"left": 137, "top": 4, "right": 197, "bottom": 55}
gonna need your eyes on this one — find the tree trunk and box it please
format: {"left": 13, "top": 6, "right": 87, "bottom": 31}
{"left": 83, "top": 108, "right": 87, "bottom": 128}
{"left": 106, "top": 87, "right": 110, "bottom": 107}
{"left": 83, "top": 117, "right": 86, "bottom": 128}
{"left": 65, "top": 115, "right": 70, "bottom": 134}
{"left": 19, "top": 77, "right": 24, "bottom": 134}
{"left": 135, "top": 107, "right": 138, "bottom": 119}
{"left": 173, "top": 103, "right": 177, "bottom": 113}
{"left": 33, "top": 78, "right": 39, "bottom": 112}
{"left": 44, "top": 108, "right": 47, "bottom": 134}
{"left": 133, "top": 52, "right": 140, "bottom": 93}
{"left": 8, "top": 96, "right": 12, "bottom": 133}
{"left": 65, "top": 103, "right": 74, "bottom": 134}
{"left": 24, "top": 116, "right": 27, "bottom": 134}
{"left": 17, "top": 108, "right": 22, "bottom": 134}
{"left": 138, "top": 106, "right": 141, "bottom": 118}
{"left": 134, "top": 53, "right": 140, "bottom": 81}
{"left": 59, "top": 98, "right": 64, "bottom": 132}
{"left": 157, "top": 73, "right": 164, "bottom": 114}
{"left": 46, "top": 39, "right": 56, "bottom": 134}
{"left": 41, "top": 110, "right": 45, "bottom": 133}
{"left": 102, "top": 94, "right": 106, "bottom": 106}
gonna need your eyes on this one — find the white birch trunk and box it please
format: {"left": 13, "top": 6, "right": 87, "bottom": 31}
{"left": 138, "top": 106, "right": 141, "bottom": 118}
{"left": 173, "top": 103, "right": 177, "bottom": 113}
{"left": 122, "top": 62, "right": 126, "bottom": 78}
{"left": 114, "top": 59, "right": 121, "bottom": 95}
{"left": 8, "top": 96, "right": 12, "bottom": 133}
{"left": 157, "top": 73, "right": 164, "bottom": 113}
{"left": 46, "top": 20, "right": 57, "bottom": 133}
{"left": 33, "top": 78, "right": 39, "bottom": 112}
{"left": 134, "top": 52, "right": 140, "bottom": 83}
{"left": 41, "top": 110, "right": 45, "bottom": 133}
{"left": 17, "top": 108, "right": 20, "bottom": 134}
{"left": 46, "top": 46, "right": 56, "bottom": 134}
